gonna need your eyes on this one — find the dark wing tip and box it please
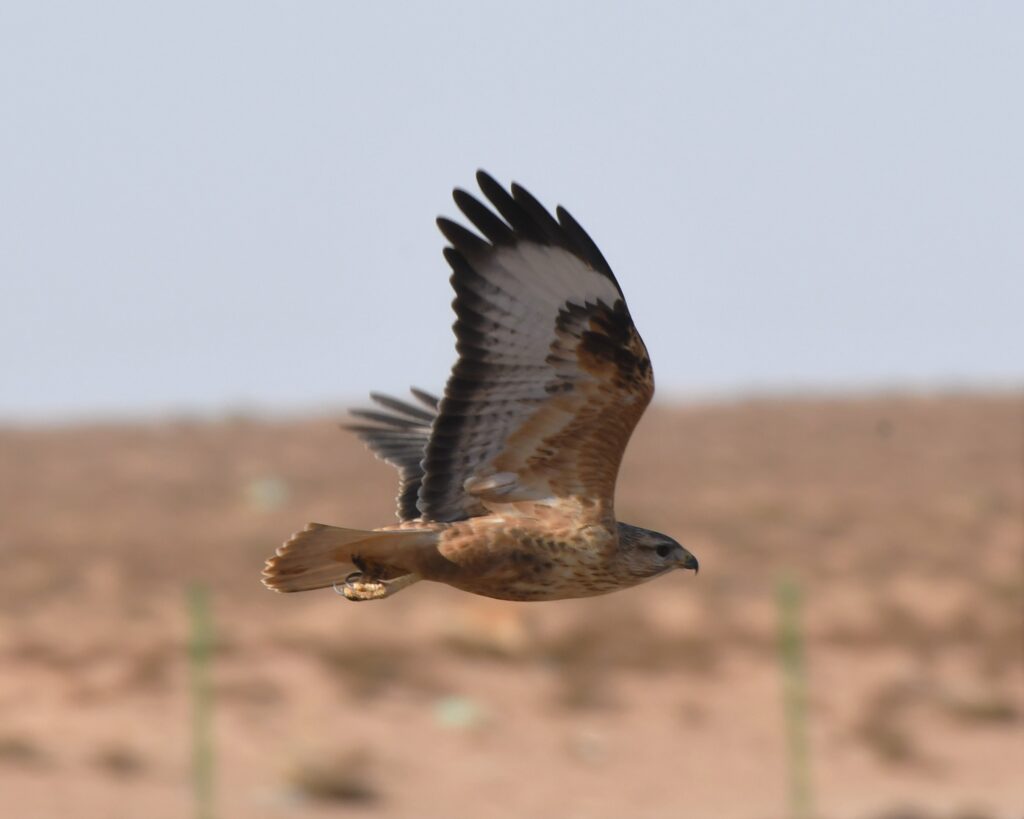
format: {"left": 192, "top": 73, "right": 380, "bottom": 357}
{"left": 474, "top": 172, "right": 548, "bottom": 244}
{"left": 555, "top": 204, "right": 617, "bottom": 283}
{"left": 510, "top": 181, "right": 564, "bottom": 245}
{"left": 445, "top": 173, "right": 618, "bottom": 289}
{"left": 409, "top": 387, "right": 440, "bottom": 410}
{"left": 368, "top": 392, "right": 436, "bottom": 423}
{"left": 437, "top": 216, "right": 490, "bottom": 257}
{"left": 343, "top": 389, "right": 439, "bottom": 522}
{"left": 452, "top": 188, "right": 515, "bottom": 246}
{"left": 475, "top": 168, "right": 499, "bottom": 191}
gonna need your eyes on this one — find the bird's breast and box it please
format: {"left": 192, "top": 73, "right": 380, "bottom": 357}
{"left": 425, "top": 518, "right": 640, "bottom": 601}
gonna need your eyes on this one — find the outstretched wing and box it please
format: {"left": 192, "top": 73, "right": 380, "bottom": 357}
{"left": 344, "top": 389, "right": 439, "bottom": 521}
{"left": 418, "top": 171, "right": 654, "bottom": 523}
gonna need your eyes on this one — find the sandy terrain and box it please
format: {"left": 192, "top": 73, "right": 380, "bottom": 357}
{"left": 0, "top": 393, "right": 1021, "bottom": 819}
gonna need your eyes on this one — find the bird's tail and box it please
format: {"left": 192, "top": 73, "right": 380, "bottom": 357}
{"left": 262, "top": 523, "right": 436, "bottom": 593}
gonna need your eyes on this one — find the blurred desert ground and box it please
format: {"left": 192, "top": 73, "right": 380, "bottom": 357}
{"left": 0, "top": 392, "right": 1021, "bottom": 819}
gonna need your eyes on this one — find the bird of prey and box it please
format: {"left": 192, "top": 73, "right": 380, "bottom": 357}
{"left": 262, "top": 171, "right": 698, "bottom": 602}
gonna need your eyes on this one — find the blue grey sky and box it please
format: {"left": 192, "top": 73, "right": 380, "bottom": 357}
{"left": 2, "top": 2, "right": 1021, "bottom": 421}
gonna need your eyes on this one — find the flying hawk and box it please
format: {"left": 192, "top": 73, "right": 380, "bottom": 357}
{"left": 262, "top": 172, "right": 698, "bottom": 602}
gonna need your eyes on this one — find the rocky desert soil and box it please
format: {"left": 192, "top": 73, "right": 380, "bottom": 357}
{"left": 1, "top": 393, "right": 1021, "bottom": 819}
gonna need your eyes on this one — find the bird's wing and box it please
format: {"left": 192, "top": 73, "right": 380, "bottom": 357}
{"left": 344, "top": 389, "right": 439, "bottom": 521}
{"left": 418, "top": 171, "right": 654, "bottom": 523}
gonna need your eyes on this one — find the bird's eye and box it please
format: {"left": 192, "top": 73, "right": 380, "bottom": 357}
{"left": 655, "top": 544, "right": 672, "bottom": 558}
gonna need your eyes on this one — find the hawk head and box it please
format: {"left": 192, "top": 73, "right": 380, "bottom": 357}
{"left": 616, "top": 523, "right": 699, "bottom": 581}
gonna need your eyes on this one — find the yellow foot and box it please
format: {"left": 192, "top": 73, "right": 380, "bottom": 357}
{"left": 335, "top": 571, "right": 420, "bottom": 602}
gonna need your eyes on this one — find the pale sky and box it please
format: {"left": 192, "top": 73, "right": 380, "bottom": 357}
{"left": 2, "top": 2, "right": 1021, "bottom": 421}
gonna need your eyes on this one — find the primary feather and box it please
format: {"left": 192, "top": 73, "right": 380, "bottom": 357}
{"left": 344, "top": 389, "right": 439, "bottom": 521}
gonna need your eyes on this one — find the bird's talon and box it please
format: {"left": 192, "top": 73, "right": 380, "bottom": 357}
{"left": 344, "top": 570, "right": 364, "bottom": 588}
{"left": 334, "top": 570, "right": 389, "bottom": 601}
{"left": 333, "top": 571, "right": 364, "bottom": 596}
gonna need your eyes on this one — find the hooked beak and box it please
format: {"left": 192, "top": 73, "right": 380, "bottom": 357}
{"left": 679, "top": 549, "right": 699, "bottom": 574}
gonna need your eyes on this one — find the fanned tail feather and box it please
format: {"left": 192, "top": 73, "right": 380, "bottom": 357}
{"left": 262, "top": 523, "right": 436, "bottom": 593}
